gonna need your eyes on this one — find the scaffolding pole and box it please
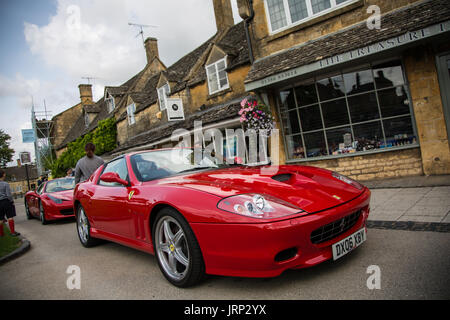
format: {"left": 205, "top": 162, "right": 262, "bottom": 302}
{"left": 31, "top": 102, "right": 54, "bottom": 177}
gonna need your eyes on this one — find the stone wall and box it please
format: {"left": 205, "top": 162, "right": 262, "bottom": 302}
{"left": 295, "top": 148, "right": 423, "bottom": 181}
{"left": 116, "top": 65, "right": 251, "bottom": 147}
{"left": 9, "top": 179, "right": 39, "bottom": 197}
{"left": 404, "top": 46, "right": 450, "bottom": 175}
{"left": 250, "top": 0, "right": 423, "bottom": 60}
{"left": 51, "top": 102, "right": 83, "bottom": 149}
{"left": 190, "top": 65, "right": 251, "bottom": 112}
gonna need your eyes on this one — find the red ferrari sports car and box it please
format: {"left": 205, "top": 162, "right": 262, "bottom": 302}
{"left": 74, "top": 148, "right": 371, "bottom": 287}
{"left": 25, "top": 177, "right": 76, "bottom": 224}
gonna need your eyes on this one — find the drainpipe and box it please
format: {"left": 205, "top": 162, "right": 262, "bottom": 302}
{"left": 243, "top": 0, "right": 255, "bottom": 64}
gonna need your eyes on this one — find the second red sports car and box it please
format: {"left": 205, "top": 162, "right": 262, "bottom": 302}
{"left": 25, "top": 177, "right": 76, "bottom": 224}
{"left": 73, "top": 148, "right": 371, "bottom": 287}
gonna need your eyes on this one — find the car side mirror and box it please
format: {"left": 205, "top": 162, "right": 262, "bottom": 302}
{"left": 100, "top": 172, "right": 129, "bottom": 186}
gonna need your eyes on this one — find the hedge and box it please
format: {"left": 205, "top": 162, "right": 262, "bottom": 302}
{"left": 51, "top": 117, "right": 117, "bottom": 178}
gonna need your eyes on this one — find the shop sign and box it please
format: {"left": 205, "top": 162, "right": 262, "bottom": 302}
{"left": 167, "top": 98, "right": 185, "bottom": 121}
{"left": 246, "top": 20, "right": 450, "bottom": 91}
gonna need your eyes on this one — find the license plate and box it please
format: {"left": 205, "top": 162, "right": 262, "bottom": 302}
{"left": 332, "top": 228, "right": 366, "bottom": 260}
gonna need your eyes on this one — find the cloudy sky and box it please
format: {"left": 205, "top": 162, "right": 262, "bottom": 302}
{"left": 0, "top": 0, "right": 241, "bottom": 166}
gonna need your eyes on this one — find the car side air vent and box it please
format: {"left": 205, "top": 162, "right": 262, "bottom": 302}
{"left": 271, "top": 173, "right": 292, "bottom": 182}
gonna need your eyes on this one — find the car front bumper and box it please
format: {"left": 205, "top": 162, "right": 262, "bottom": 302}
{"left": 44, "top": 201, "right": 75, "bottom": 220}
{"left": 190, "top": 188, "right": 371, "bottom": 278}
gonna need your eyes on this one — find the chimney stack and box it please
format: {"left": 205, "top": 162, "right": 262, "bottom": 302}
{"left": 213, "top": 0, "right": 234, "bottom": 33}
{"left": 79, "top": 84, "right": 93, "bottom": 105}
{"left": 144, "top": 37, "right": 159, "bottom": 64}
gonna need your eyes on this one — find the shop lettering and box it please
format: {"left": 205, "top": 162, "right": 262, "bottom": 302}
{"left": 248, "top": 20, "right": 450, "bottom": 91}
{"left": 319, "top": 55, "right": 342, "bottom": 68}
{"left": 323, "top": 22, "right": 449, "bottom": 68}
{"left": 261, "top": 69, "right": 298, "bottom": 85}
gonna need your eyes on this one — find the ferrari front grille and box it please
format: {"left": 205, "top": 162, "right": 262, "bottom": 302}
{"left": 310, "top": 210, "right": 362, "bottom": 244}
{"left": 60, "top": 208, "right": 74, "bottom": 216}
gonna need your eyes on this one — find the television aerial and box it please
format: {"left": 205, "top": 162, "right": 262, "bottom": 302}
{"left": 128, "top": 22, "right": 158, "bottom": 44}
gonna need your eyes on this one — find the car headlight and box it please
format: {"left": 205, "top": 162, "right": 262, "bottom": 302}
{"left": 332, "top": 172, "right": 364, "bottom": 190}
{"left": 46, "top": 194, "right": 63, "bottom": 204}
{"left": 217, "top": 193, "right": 306, "bottom": 219}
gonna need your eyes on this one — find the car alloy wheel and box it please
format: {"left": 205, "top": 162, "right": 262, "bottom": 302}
{"left": 39, "top": 201, "right": 48, "bottom": 225}
{"left": 25, "top": 199, "right": 32, "bottom": 220}
{"left": 153, "top": 208, "right": 205, "bottom": 287}
{"left": 78, "top": 207, "right": 89, "bottom": 245}
{"left": 76, "top": 205, "right": 100, "bottom": 248}
{"left": 155, "top": 216, "right": 190, "bottom": 281}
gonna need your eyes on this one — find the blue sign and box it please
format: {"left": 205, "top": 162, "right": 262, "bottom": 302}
{"left": 22, "top": 129, "right": 35, "bottom": 143}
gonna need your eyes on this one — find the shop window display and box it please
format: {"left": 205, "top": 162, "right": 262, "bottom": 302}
{"left": 279, "top": 60, "right": 417, "bottom": 160}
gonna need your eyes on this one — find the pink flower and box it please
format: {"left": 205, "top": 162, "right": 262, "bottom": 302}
{"left": 240, "top": 98, "right": 248, "bottom": 107}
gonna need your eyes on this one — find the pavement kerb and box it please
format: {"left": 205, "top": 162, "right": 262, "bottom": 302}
{"left": 366, "top": 220, "right": 450, "bottom": 233}
{"left": 0, "top": 235, "right": 31, "bottom": 265}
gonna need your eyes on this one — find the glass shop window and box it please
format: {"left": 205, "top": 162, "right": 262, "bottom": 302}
{"left": 279, "top": 60, "right": 417, "bottom": 161}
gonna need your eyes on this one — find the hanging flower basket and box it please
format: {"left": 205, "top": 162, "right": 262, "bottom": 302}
{"left": 238, "top": 97, "right": 275, "bottom": 136}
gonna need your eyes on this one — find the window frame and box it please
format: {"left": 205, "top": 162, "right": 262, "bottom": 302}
{"left": 205, "top": 57, "right": 230, "bottom": 95}
{"left": 36, "top": 182, "right": 46, "bottom": 195}
{"left": 264, "top": 0, "right": 357, "bottom": 34}
{"left": 44, "top": 177, "right": 75, "bottom": 193}
{"left": 84, "top": 111, "right": 90, "bottom": 128}
{"left": 126, "top": 103, "right": 136, "bottom": 126}
{"left": 105, "top": 91, "right": 115, "bottom": 113}
{"left": 98, "top": 157, "right": 130, "bottom": 187}
{"left": 276, "top": 58, "right": 419, "bottom": 163}
{"left": 157, "top": 83, "right": 171, "bottom": 111}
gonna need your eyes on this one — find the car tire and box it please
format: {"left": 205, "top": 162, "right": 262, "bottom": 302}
{"left": 25, "top": 198, "right": 32, "bottom": 220}
{"left": 152, "top": 207, "right": 205, "bottom": 288}
{"left": 76, "top": 205, "right": 101, "bottom": 248}
{"left": 39, "top": 201, "right": 48, "bottom": 225}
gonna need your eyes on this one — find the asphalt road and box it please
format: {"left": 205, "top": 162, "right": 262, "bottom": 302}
{"left": 1, "top": 199, "right": 449, "bottom": 300}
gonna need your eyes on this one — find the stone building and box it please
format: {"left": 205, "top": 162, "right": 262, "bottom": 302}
{"left": 51, "top": 0, "right": 450, "bottom": 181}
{"left": 240, "top": 0, "right": 450, "bottom": 180}
{"left": 107, "top": 0, "right": 251, "bottom": 156}
{"left": 2, "top": 165, "right": 39, "bottom": 197}
{"left": 52, "top": 84, "right": 95, "bottom": 157}
{"left": 51, "top": 0, "right": 251, "bottom": 161}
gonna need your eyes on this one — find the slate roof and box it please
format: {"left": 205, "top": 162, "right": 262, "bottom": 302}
{"left": 188, "top": 22, "right": 249, "bottom": 87}
{"left": 58, "top": 112, "right": 87, "bottom": 148}
{"left": 56, "top": 71, "right": 143, "bottom": 149}
{"left": 84, "top": 104, "right": 101, "bottom": 113}
{"left": 4, "top": 165, "right": 39, "bottom": 182}
{"left": 109, "top": 96, "right": 246, "bottom": 155}
{"left": 105, "top": 85, "right": 128, "bottom": 96}
{"left": 245, "top": 0, "right": 450, "bottom": 84}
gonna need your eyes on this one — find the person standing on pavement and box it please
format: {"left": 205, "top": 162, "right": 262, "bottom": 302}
{"left": 74, "top": 142, "right": 105, "bottom": 184}
{"left": 0, "top": 169, "right": 20, "bottom": 237}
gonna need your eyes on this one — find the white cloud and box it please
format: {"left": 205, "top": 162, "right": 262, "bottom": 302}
{"left": 0, "top": 74, "right": 40, "bottom": 105}
{"left": 24, "top": 0, "right": 241, "bottom": 88}
{"left": 2, "top": 0, "right": 243, "bottom": 167}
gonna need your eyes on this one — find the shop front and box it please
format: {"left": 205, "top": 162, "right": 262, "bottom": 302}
{"left": 278, "top": 59, "right": 416, "bottom": 161}
{"left": 245, "top": 11, "right": 450, "bottom": 180}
